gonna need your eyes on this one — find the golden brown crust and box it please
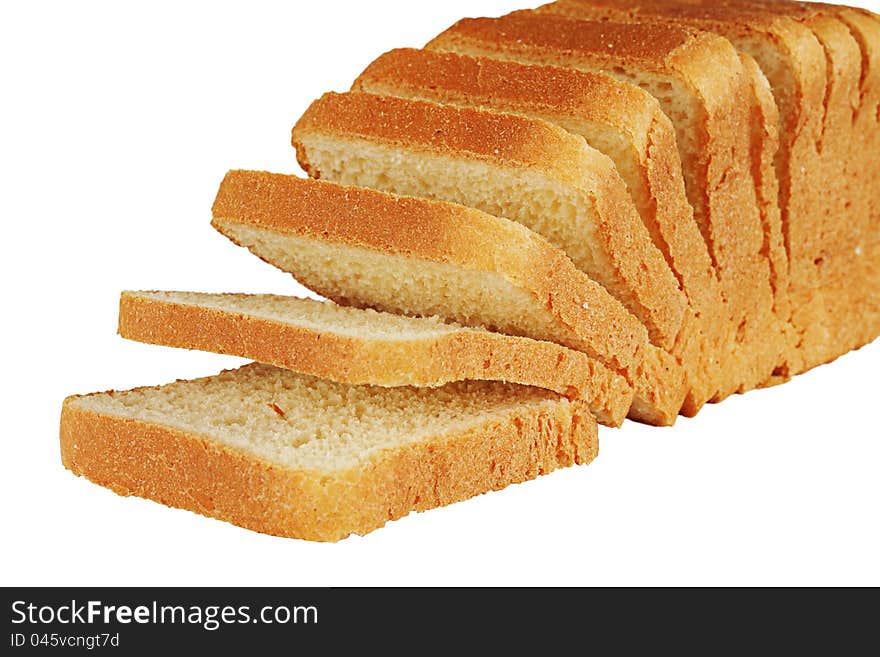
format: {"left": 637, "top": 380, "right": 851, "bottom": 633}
{"left": 432, "top": 11, "right": 695, "bottom": 69}
{"left": 294, "top": 91, "right": 587, "bottom": 189}
{"left": 212, "top": 170, "right": 519, "bottom": 273}
{"left": 429, "top": 10, "right": 729, "bottom": 79}
{"left": 293, "top": 92, "right": 687, "bottom": 357}
{"left": 118, "top": 291, "right": 633, "bottom": 427}
{"left": 60, "top": 389, "right": 598, "bottom": 542}
{"left": 354, "top": 48, "right": 659, "bottom": 148}
{"left": 212, "top": 171, "right": 686, "bottom": 425}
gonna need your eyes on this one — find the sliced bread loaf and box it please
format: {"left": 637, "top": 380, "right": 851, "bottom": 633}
{"left": 211, "top": 171, "right": 686, "bottom": 425}
{"left": 118, "top": 291, "right": 633, "bottom": 426}
{"left": 427, "top": 12, "right": 790, "bottom": 400}
{"left": 60, "top": 363, "right": 598, "bottom": 541}
{"left": 353, "top": 47, "right": 725, "bottom": 415}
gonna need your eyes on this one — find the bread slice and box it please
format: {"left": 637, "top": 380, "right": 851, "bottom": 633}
{"left": 211, "top": 171, "right": 686, "bottom": 425}
{"left": 60, "top": 363, "right": 598, "bottom": 541}
{"left": 118, "top": 290, "right": 633, "bottom": 426}
{"left": 426, "top": 11, "right": 788, "bottom": 401}
{"left": 543, "top": 0, "right": 880, "bottom": 371}
{"left": 737, "top": 49, "right": 797, "bottom": 384}
{"left": 292, "top": 92, "right": 687, "bottom": 356}
{"left": 353, "top": 48, "right": 724, "bottom": 415}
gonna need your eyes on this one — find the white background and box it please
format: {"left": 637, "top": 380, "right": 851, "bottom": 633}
{"left": 2, "top": 0, "right": 878, "bottom": 587}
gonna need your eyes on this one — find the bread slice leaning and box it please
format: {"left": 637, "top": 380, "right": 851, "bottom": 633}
{"left": 427, "top": 11, "right": 789, "bottom": 401}
{"left": 60, "top": 363, "right": 598, "bottom": 542}
{"left": 353, "top": 47, "right": 725, "bottom": 415}
{"left": 211, "top": 171, "right": 687, "bottom": 425}
{"left": 119, "top": 290, "right": 633, "bottom": 426}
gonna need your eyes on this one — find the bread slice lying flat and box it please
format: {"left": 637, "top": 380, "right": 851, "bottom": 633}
{"left": 60, "top": 363, "right": 598, "bottom": 542}
{"left": 544, "top": 0, "right": 880, "bottom": 372}
{"left": 118, "top": 291, "right": 633, "bottom": 426}
{"left": 211, "top": 171, "right": 686, "bottom": 425}
{"left": 354, "top": 48, "right": 724, "bottom": 416}
{"left": 428, "top": 11, "right": 788, "bottom": 400}
{"left": 292, "top": 92, "right": 687, "bottom": 358}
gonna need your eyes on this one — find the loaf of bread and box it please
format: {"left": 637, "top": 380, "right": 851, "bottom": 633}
{"left": 353, "top": 47, "right": 724, "bottom": 415}
{"left": 61, "top": 363, "right": 598, "bottom": 541}
{"left": 59, "top": 0, "right": 879, "bottom": 541}
{"left": 118, "top": 290, "right": 633, "bottom": 426}
{"left": 428, "top": 11, "right": 791, "bottom": 400}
